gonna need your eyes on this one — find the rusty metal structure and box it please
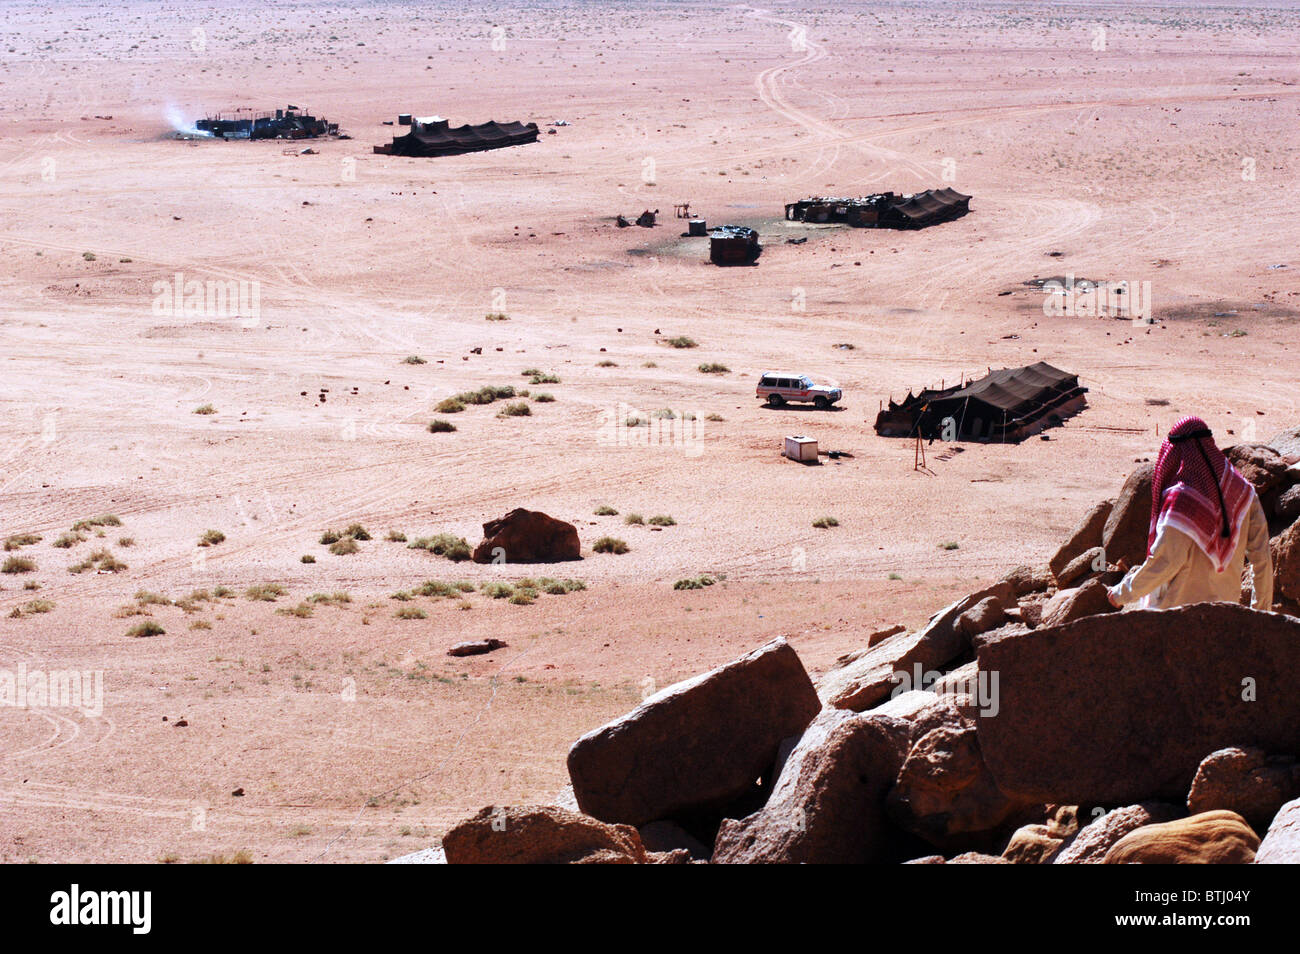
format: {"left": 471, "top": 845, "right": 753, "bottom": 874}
{"left": 196, "top": 106, "right": 338, "bottom": 140}
{"left": 709, "top": 225, "right": 760, "bottom": 265}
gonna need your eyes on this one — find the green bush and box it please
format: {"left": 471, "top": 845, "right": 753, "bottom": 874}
{"left": 812, "top": 516, "right": 839, "bottom": 529}
{"left": 428, "top": 419, "right": 457, "bottom": 433}
{"left": 127, "top": 620, "right": 165, "bottom": 638}
{"left": 593, "top": 536, "right": 629, "bottom": 555}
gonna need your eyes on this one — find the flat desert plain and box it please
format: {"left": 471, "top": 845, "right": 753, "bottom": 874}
{"left": 1, "top": 0, "right": 1298, "bottom": 862}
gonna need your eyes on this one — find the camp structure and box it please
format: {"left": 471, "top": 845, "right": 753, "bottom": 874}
{"left": 195, "top": 106, "right": 338, "bottom": 140}
{"left": 874, "top": 362, "right": 1087, "bottom": 443}
{"left": 709, "top": 225, "right": 760, "bottom": 265}
{"left": 373, "top": 115, "right": 539, "bottom": 157}
{"left": 785, "top": 188, "right": 970, "bottom": 230}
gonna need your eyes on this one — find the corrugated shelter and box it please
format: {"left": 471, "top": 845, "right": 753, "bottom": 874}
{"left": 374, "top": 117, "right": 539, "bottom": 157}
{"left": 874, "top": 362, "right": 1087, "bottom": 442}
{"left": 709, "top": 225, "right": 760, "bottom": 265}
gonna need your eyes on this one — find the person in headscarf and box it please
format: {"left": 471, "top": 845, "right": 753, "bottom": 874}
{"left": 1108, "top": 416, "right": 1273, "bottom": 610}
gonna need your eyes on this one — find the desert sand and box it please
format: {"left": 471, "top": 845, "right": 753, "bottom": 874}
{"left": 0, "top": 0, "right": 1297, "bottom": 862}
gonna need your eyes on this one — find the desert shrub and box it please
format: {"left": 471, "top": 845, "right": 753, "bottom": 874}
{"left": 528, "top": 372, "right": 559, "bottom": 385}
{"left": 135, "top": 590, "right": 171, "bottom": 606}
{"left": 484, "top": 312, "right": 509, "bottom": 321}
{"left": 665, "top": 336, "right": 697, "bottom": 348}
{"left": 72, "top": 515, "right": 120, "bottom": 531}
{"left": 812, "top": 516, "right": 839, "bottom": 529}
{"left": 593, "top": 536, "right": 628, "bottom": 555}
{"left": 705, "top": 413, "right": 724, "bottom": 422}
{"left": 395, "top": 606, "right": 427, "bottom": 620}
{"left": 625, "top": 415, "right": 647, "bottom": 428}
{"left": 508, "top": 590, "right": 535, "bottom": 605}
{"left": 53, "top": 532, "right": 85, "bottom": 549}
{"left": 403, "top": 355, "right": 427, "bottom": 365}
{"left": 416, "top": 580, "right": 459, "bottom": 598}
{"left": 3, "top": 533, "right": 41, "bottom": 551}
{"left": 532, "top": 393, "right": 555, "bottom": 403}
{"left": 939, "top": 541, "right": 960, "bottom": 550}
{"left": 648, "top": 515, "right": 676, "bottom": 526}
{"left": 329, "top": 537, "right": 359, "bottom": 556}
{"left": 698, "top": 362, "right": 729, "bottom": 374}
{"left": 127, "top": 620, "right": 165, "bottom": 638}
{"left": 307, "top": 592, "right": 351, "bottom": 606}
{"left": 435, "top": 397, "right": 466, "bottom": 414}
{"left": 343, "top": 524, "right": 371, "bottom": 541}
{"left": 673, "top": 575, "right": 715, "bottom": 590}
{"left": 624, "top": 514, "right": 644, "bottom": 525}
{"left": 276, "top": 603, "right": 314, "bottom": 618}
{"left": 596, "top": 360, "right": 617, "bottom": 367}
{"left": 245, "top": 583, "right": 285, "bottom": 602}
{"left": 480, "top": 582, "right": 514, "bottom": 600}
{"left": 300, "top": 554, "right": 316, "bottom": 564}
{"left": 118, "top": 536, "right": 134, "bottom": 547}
{"left": 199, "top": 529, "right": 226, "bottom": 547}
{"left": 19, "top": 599, "right": 55, "bottom": 615}
{"left": 428, "top": 419, "right": 456, "bottom": 433}
{"left": 386, "top": 530, "right": 407, "bottom": 542}
{"left": 409, "top": 534, "right": 472, "bottom": 561}
{"left": 319, "top": 529, "right": 342, "bottom": 545}
{"left": 594, "top": 505, "right": 618, "bottom": 516}
{"left": 194, "top": 404, "right": 216, "bottom": 415}
{"left": 498, "top": 401, "right": 531, "bottom": 417}
{"left": 2, "top": 556, "right": 36, "bottom": 574}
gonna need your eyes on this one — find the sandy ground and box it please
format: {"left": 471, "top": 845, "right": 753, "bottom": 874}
{"left": 1, "top": 0, "right": 1298, "bottom": 862}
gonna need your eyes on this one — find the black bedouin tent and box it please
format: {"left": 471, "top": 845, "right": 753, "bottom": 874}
{"left": 874, "top": 362, "right": 1087, "bottom": 442}
{"left": 374, "top": 117, "right": 539, "bottom": 157}
{"left": 784, "top": 188, "right": 970, "bottom": 229}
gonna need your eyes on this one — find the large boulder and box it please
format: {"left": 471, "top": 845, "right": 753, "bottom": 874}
{"left": 1101, "top": 464, "right": 1154, "bottom": 568}
{"left": 1268, "top": 426, "right": 1300, "bottom": 459}
{"left": 710, "top": 709, "right": 904, "bottom": 864}
{"left": 1002, "top": 564, "right": 1054, "bottom": 597}
{"left": 1272, "top": 520, "right": 1300, "bottom": 603}
{"left": 713, "top": 693, "right": 972, "bottom": 864}
{"left": 1055, "top": 546, "right": 1106, "bottom": 588}
{"left": 471, "top": 508, "right": 581, "bottom": 564}
{"left": 1053, "top": 802, "right": 1182, "bottom": 864}
{"left": 1276, "top": 484, "right": 1300, "bottom": 525}
{"left": 567, "top": 637, "right": 820, "bottom": 826}
{"left": 1225, "top": 443, "right": 1290, "bottom": 497}
{"left": 1049, "top": 499, "right": 1113, "bottom": 582}
{"left": 819, "top": 581, "right": 1013, "bottom": 711}
{"left": 1256, "top": 796, "right": 1300, "bottom": 863}
{"left": 975, "top": 603, "right": 1300, "bottom": 805}
{"left": 1037, "top": 578, "right": 1117, "bottom": 628}
{"left": 1102, "top": 810, "right": 1259, "bottom": 864}
{"left": 442, "top": 805, "right": 647, "bottom": 864}
{"left": 886, "top": 722, "right": 1035, "bottom": 847}
{"left": 1186, "top": 746, "right": 1300, "bottom": 831}
{"left": 955, "top": 596, "right": 1006, "bottom": 639}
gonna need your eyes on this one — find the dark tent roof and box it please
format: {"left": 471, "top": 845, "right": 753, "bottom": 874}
{"left": 379, "top": 118, "right": 539, "bottom": 157}
{"left": 881, "top": 188, "right": 971, "bottom": 228}
{"left": 874, "top": 362, "right": 1086, "bottom": 442}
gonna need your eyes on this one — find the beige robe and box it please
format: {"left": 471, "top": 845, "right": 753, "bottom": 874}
{"left": 1109, "top": 493, "right": 1273, "bottom": 611}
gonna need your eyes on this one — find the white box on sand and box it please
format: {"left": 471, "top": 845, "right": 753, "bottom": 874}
{"left": 784, "top": 435, "right": 818, "bottom": 462}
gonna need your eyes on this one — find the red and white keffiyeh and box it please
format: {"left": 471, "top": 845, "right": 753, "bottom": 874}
{"left": 1147, "top": 416, "right": 1254, "bottom": 572}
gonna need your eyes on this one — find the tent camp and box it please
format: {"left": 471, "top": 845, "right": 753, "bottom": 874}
{"left": 874, "top": 362, "right": 1087, "bottom": 443}
{"left": 374, "top": 117, "right": 539, "bottom": 157}
{"left": 785, "top": 188, "right": 970, "bottom": 230}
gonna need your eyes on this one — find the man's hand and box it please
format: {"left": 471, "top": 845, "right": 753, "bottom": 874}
{"left": 1106, "top": 586, "right": 1123, "bottom": 609}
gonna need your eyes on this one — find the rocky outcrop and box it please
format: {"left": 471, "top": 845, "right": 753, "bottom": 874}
{"left": 975, "top": 603, "right": 1300, "bottom": 805}
{"left": 567, "top": 637, "right": 820, "bottom": 826}
{"left": 1053, "top": 802, "right": 1182, "bottom": 864}
{"left": 1100, "top": 464, "right": 1154, "bottom": 568}
{"left": 819, "top": 581, "right": 1013, "bottom": 711}
{"left": 1002, "top": 564, "right": 1054, "bottom": 597}
{"left": 443, "top": 805, "right": 649, "bottom": 864}
{"left": 471, "top": 508, "right": 581, "bottom": 564}
{"left": 1272, "top": 519, "right": 1300, "bottom": 603}
{"left": 1255, "top": 796, "right": 1300, "bottom": 863}
{"left": 1037, "top": 578, "right": 1116, "bottom": 628}
{"left": 1049, "top": 500, "right": 1112, "bottom": 582}
{"left": 955, "top": 596, "right": 1005, "bottom": 638}
{"left": 1002, "top": 806, "right": 1079, "bottom": 864}
{"left": 886, "top": 722, "right": 1034, "bottom": 847}
{"left": 711, "top": 709, "right": 904, "bottom": 864}
{"left": 1103, "top": 810, "right": 1259, "bottom": 864}
{"left": 1225, "top": 443, "right": 1290, "bottom": 498}
{"left": 1186, "top": 746, "right": 1300, "bottom": 831}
